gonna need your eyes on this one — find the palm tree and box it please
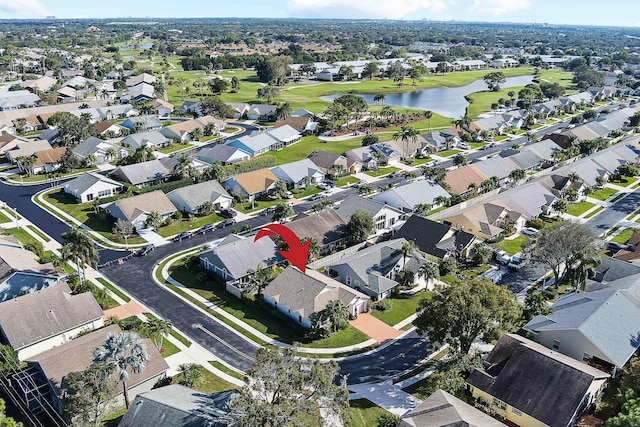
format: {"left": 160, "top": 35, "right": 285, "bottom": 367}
{"left": 189, "top": 127, "right": 203, "bottom": 141}
{"left": 567, "top": 172, "right": 581, "bottom": 183}
{"left": 177, "top": 363, "right": 202, "bottom": 387}
{"left": 174, "top": 153, "right": 192, "bottom": 177}
{"left": 93, "top": 331, "right": 150, "bottom": 409}
{"left": 143, "top": 318, "right": 172, "bottom": 351}
{"left": 552, "top": 199, "right": 568, "bottom": 218}
{"left": 509, "top": 168, "right": 526, "bottom": 186}
{"left": 424, "top": 110, "right": 433, "bottom": 132}
{"left": 324, "top": 300, "right": 350, "bottom": 333}
{"left": 16, "top": 155, "right": 36, "bottom": 176}
{"left": 467, "top": 182, "right": 479, "bottom": 194}
{"left": 175, "top": 77, "right": 187, "bottom": 101}
{"left": 400, "top": 240, "right": 421, "bottom": 273}
{"left": 105, "top": 147, "right": 117, "bottom": 162}
{"left": 273, "top": 180, "right": 289, "bottom": 199}
{"left": 453, "top": 115, "right": 471, "bottom": 133}
{"left": 61, "top": 227, "right": 97, "bottom": 278}
{"left": 393, "top": 125, "right": 417, "bottom": 160}
{"left": 246, "top": 264, "right": 277, "bottom": 297}
{"left": 373, "top": 93, "right": 386, "bottom": 105}
{"left": 144, "top": 211, "right": 163, "bottom": 230}
{"left": 380, "top": 106, "right": 395, "bottom": 121}
{"left": 418, "top": 261, "right": 440, "bottom": 282}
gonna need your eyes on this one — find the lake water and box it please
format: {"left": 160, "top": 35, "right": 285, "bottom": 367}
{"left": 319, "top": 75, "right": 534, "bottom": 119}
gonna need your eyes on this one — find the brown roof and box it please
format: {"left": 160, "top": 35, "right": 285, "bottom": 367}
{"left": 33, "top": 147, "right": 66, "bottom": 167}
{"left": 231, "top": 168, "right": 278, "bottom": 195}
{"left": 285, "top": 209, "right": 348, "bottom": 247}
{"left": 0, "top": 283, "right": 103, "bottom": 350}
{"left": 113, "top": 190, "right": 176, "bottom": 222}
{"left": 29, "top": 324, "right": 168, "bottom": 400}
{"left": 149, "top": 98, "right": 174, "bottom": 110}
{"left": 444, "top": 165, "right": 488, "bottom": 194}
{"left": 94, "top": 121, "right": 117, "bottom": 134}
{"left": 627, "top": 231, "right": 640, "bottom": 247}
{"left": 0, "top": 244, "right": 58, "bottom": 280}
{"left": 274, "top": 116, "right": 310, "bottom": 132}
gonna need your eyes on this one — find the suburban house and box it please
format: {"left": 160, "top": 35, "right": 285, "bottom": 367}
{"left": 0, "top": 90, "right": 41, "bottom": 111}
{"left": 285, "top": 209, "right": 350, "bottom": 255}
{"left": 92, "top": 121, "right": 124, "bottom": 137}
{"left": 120, "top": 130, "right": 171, "bottom": 150}
{"left": 19, "top": 76, "right": 57, "bottom": 93}
{"left": 271, "top": 158, "right": 324, "bottom": 188}
{"left": 126, "top": 73, "right": 157, "bottom": 87}
{"left": 199, "top": 235, "right": 284, "bottom": 295}
{"left": 148, "top": 98, "right": 174, "bottom": 117}
{"left": 325, "top": 238, "right": 427, "bottom": 301}
{"left": 400, "top": 389, "right": 507, "bottom": 427}
{"left": 196, "top": 144, "right": 251, "bottom": 165}
{"left": 5, "top": 139, "right": 52, "bottom": 163}
{"left": 308, "top": 150, "right": 349, "bottom": 175}
{"left": 263, "top": 125, "right": 303, "bottom": 148}
{"left": 388, "top": 134, "right": 434, "bottom": 158}
{"left": 103, "top": 190, "right": 177, "bottom": 230}
{"left": 523, "top": 276, "right": 640, "bottom": 375}
{"left": 247, "top": 104, "right": 277, "bottom": 121}
{"left": 160, "top": 116, "right": 226, "bottom": 142}
{"left": 263, "top": 266, "right": 369, "bottom": 329}
{"left": 226, "top": 126, "right": 301, "bottom": 157}
{"left": 344, "top": 146, "right": 378, "bottom": 171}
{"left": 21, "top": 324, "right": 168, "bottom": 414}
{"left": 395, "top": 216, "right": 477, "bottom": 261}
{"left": 97, "top": 104, "right": 137, "bottom": 120}
{"left": 63, "top": 172, "right": 124, "bottom": 203}
{"left": 222, "top": 168, "right": 279, "bottom": 200}
{"left": 166, "top": 180, "right": 232, "bottom": 214}
{"left": 373, "top": 179, "right": 450, "bottom": 213}
{"left": 467, "top": 334, "right": 609, "bottom": 427}
{"left": 128, "top": 82, "right": 156, "bottom": 102}
{"left": 422, "top": 129, "right": 462, "bottom": 152}
{"left": 25, "top": 147, "right": 66, "bottom": 175}
{"left": 444, "top": 166, "right": 489, "bottom": 196}
{"left": 441, "top": 201, "right": 526, "bottom": 240}
{"left": 0, "top": 283, "right": 104, "bottom": 360}
{"left": 336, "top": 195, "right": 405, "bottom": 234}
{"left": 35, "top": 128, "right": 59, "bottom": 144}
{"left": 110, "top": 159, "right": 171, "bottom": 188}
{"left": 119, "top": 385, "right": 238, "bottom": 427}
{"left": 121, "top": 115, "right": 163, "bottom": 132}
{"left": 72, "top": 136, "right": 128, "bottom": 165}
{"left": 274, "top": 115, "right": 318, "bottom": 134}
{"left": 490, "top": 57, "right": 519, "bottom": 68}
{"left": 0, "top": 133, "right": 30, "bottom": 154}
{"left": 227, "top": 102, "right": 250, "bottom": 119}
{"left": 177, "top": 101, "right": 202, "bottom": 116}
{"left": 468, "top": 157, "right": 519, "bottom": 187}
{"left": 0, "top": 244, "right": 63, "bottom": 302}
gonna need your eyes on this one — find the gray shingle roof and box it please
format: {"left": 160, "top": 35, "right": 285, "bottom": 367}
{"left": 373, "top": 179, "right": 451, "bottom": 211}
{"left": 119, "top": 385, "right": 237, "bottom": 427}
{"left": 271, "top": 158, "right": 322, "bottom": 183}
{"left": 336, "top": 195, "right": 402, "bottom": 222}
{"left": 0, "top": 90, "right": 41, "bottom": 110}
{"left": 111, "top": 159, "right": 170, "bottom": 186}
{"left": 197, "top": 144, "right": 249, "bottom": 163}
{"left": 166, "top": 180, "right": 231, "bottom": 211}
{"left": 0, "top": 283, "right": 103, "bottom": 350}
{"left": 64, "top": 172, "right": 123, "bottom": 196}
{"left": 467, "top": 334, "right": 609, "bottom": 427}
{"left": 128, "top": 82, "right": 155, "bottom": 100}
{"left": 200, "top": 236, "right": 283, "bottom": 280}
{"left": 121, "top": 130, "right": 169, "bottom": 149}
{"left": 123, "top": 115, "right": 162, "bottom": 130}
{"left": 72, "top": 136, "right": 109, "bottom": 158}
{"left": 266, "top": 124, "right": 300, "bottom": 143}
{"left": 400, "top": 389, "right": 507, "bottom": 427}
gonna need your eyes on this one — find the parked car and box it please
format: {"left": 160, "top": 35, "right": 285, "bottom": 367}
{"left": 317, "top": 182, "right": 331, "bottom": 190}
{"left": 260, "top": 206, "right": 276, "bottom": 216}
{"left": 607, "top": 241, "right": 627, "bottom": 251}
{"left": 496, "top": 250, "right": 511, "bottom": 266}
{"left": 216, "top": 218, "right": 236, "bottom": 228}
{"left": 388, "top": 171, "right": 402, "bottom": 178}
{"left": 324, "top": 180, "right": 336, "bottom": 188}
{"left": 309, "top": 192, "right": 328, "bottom": 201}
{"left": 136, "top": 244, "right": 155, "bottom": 257}
{"left": 220, "top": 208, "right": 237, "bottom": 218}
{"left": 522, "top": 227, "right": 539, "bottom": 236}
{"left": 283, "top": 191, "right": 294, "bottom": 199}
{"left": 458, "top": 142, "right": 471, "bottom": 150}
{"left": 197, "top": 224, "right": 215, "bottom": 234}
{"left": 173, "top": 231, "right": 192, "bottom": 241}
{"left": 508, "top": 253, "right": 525, "bottom": 271}
{"left": 352, "top": 180, "right": 366, "bottom": 188}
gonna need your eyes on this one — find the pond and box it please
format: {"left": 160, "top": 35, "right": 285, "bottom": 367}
{"left": 319, "top": 75, "right": 534, "bottom": 119}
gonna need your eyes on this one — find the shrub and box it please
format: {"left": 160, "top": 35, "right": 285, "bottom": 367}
{"left": 173, "top": 210, "right": 183, "bottom": 221}
{"left": 118, "top": 316, "right": 143, "bottom": 331}
{"left": 439, "top": 257, "right": 458, "bottom": 276}
{"left": 526, "top": 218, "right": 544, "bottom": 230}
{"left": 542, "top": 287, "right": 558, "bottom": 300}
{"left": 375, "top": 299, "right": 392, "bottom": 311}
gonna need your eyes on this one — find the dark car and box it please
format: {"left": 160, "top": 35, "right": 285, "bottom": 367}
{"left": 220, "top": 209, "right": 237, "bottom": 218}
{"left": 173, "top": 231, "right": 192, "bottom": 242}
{"left": 607, "top": 241, "right": 627, "bottom": 251}
{"left": 324, "top": 180, "right": 336, "bottom": 188}
{"left": 309, "top": 193, "right": 327, "bottom": 201}
{"left": 197, "top": 224, "right": 215, "bottom": 234}
{"left": 260, "top": 206, "right": 276, "bottom": 216}
{"left": 216, "top": 218, "right": 236, "bottom": 228}
{"left": 136, "top": 244, "right": 155, "bottom": 257}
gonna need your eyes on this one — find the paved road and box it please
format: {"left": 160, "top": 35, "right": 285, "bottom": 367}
{"left": 585, "top": 186, "right": 640, "bottom": 236}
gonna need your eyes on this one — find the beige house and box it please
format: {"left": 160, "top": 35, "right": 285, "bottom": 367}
{"left": 103, "top": 190, "right": 177, "bottom": 230}
{"left": 0, "top": 283, "right": 104, "bottom": 360}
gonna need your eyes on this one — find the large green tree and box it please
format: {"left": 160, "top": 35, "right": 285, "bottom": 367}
{"left": 414, "top": 279, "right": 522, "bottom": 355}
{"left": 63, "top": 363, "right": 115, "bottom": 427}
{"left": 483, "top": 71, "right": 506, "bottom": 91}
{"left": 227, "top": 347, "right": 349, "bottom": 427}
{"left": 0, "top": 398, "right": 22, "bottom": 427}
{"left": 347, "top": 210, "right": 374, "bottom": 243}
{"left": 61, "top": 227, "right": 98, "bottom": 278}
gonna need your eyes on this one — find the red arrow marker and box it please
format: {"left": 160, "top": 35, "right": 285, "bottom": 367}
{"left": 254, "top": 223, "right": 310, "bottom": 273}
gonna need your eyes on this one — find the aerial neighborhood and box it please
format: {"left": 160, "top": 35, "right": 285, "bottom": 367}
{"left": 0, "top": 8, "right": 640, "bottom": 427}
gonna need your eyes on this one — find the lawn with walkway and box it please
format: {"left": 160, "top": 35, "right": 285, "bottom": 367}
{"left": 498, "top": 236, "right": 528, "bottom": 255}
{"left": 590, "top": 187, "right": 618, "bottom": 201}
{"left": 612, "top": 228, "right": 636, "bottom": 244}
{"left": 567, "top": 201, "right": 596, "bottom": 217}
{"left": 610, "top": 177, "right": 638, "bottom": 188}
{"left": 0, "top": 211, "right": 11, "bottom": 223}
{"left": 365, "top": 166, "right": 400, "bottom": 178}
{"left": 371, "top": 293, "right": 432, "bottom": 326}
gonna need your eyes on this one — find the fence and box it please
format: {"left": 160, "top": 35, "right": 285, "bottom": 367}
{"left": 308, "top": 242, "right": 367, "bottom": 270}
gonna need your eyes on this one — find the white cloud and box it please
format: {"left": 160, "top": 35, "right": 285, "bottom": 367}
{"left": 0, "top": 0, "right": 50, "bottom": 17}
{"left": 468, "top": 0, "right": 530, "bottom": 16}
{"left": 288, "top": 0, "right": 448, "bottom": 20}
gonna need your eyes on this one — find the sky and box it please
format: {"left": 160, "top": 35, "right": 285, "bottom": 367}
{"left": 0, "top": 0, "right": 638, "bottom": 28}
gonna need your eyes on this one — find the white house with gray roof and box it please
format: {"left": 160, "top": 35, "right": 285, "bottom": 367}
{"left": 199, "top": 235, "right": 284, "bottom": 294}
{"left": 524, "top": 274, "right": 640, "bottom": 374}
{"left": 0, "top": 90, "right": 41, "bottom": 111}
{"left": 120, "top": 130, "right": 171, "bottom": 150}
{"left": 247, "top": 104, "right": 277, "bottom": 121}
{"left": 121, "top": 115, "right": 163, "bottom": 132}
{"left": 166, "top": 180, "right": 232, "bottom": 214}
{"left": 336, "top": 195, "right": 405, "bottom": 234}
{"left": 72, "top": 136, "right": 129, "bottom": 165}
{"left": 97, "top": 104, "right": 137, "bottom": 120}
{"left": 325, "top": 238, "right": 426, "bottom": 300}
{"left": 197, "top": 144, "right": 250, "bottom": 165}
{"left": 110, "top": 159, "right": 171, "bottom": 188}
{"left": 271, "top": 158, "right": 324, "bottom": 188}
{"left": 373, "top": 179, "right": 450, "bottom": 213}
{"left": 63, "top": 172, "right": 124, "bottom": 203}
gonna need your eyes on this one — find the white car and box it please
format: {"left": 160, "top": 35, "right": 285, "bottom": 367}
{"left": 317, "top": 182, "right": 331, "bottom": 190}
{"left": 283, "top": 191, "right": 294, "bottom": 199}
{"left": 522, "top": 227, "right": 539, "bottom": 236}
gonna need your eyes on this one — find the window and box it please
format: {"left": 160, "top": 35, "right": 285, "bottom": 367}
{"left": 583, "top": 352, "right": 592, "bottom": 362}
{"left": 512, "top": 407, "right": 522, "bottom": 416}
{"left": 493, "top": 398, "right": 506, "bottom": 410}
{"left": 98, "top": 190, "right": 112, "bottom": 198}
{"left": 86, "top": 193, "right": 94, "bottom": 201}
{"left": 553, "top": 339, "right": 560, "bottom": 350}
{"left": 346, "top": 276, "right": 352, "bottom": 285}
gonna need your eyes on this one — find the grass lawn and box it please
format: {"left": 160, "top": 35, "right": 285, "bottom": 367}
{"left": 435, "top": 149, "right": 461, "bottom": 157}
{"left": 0, "top": 211, "right": 10, "bottom": 223}
{"left": 26, "top": 225, "right": 51, "bottom": 242}
{"left": 156, "top": 141, "right": 193, "bottom": 154}
{"left": 371, "top": 293, "right": 432, "bottom": 326}
{"left": 2, "top": 227, "right": 40, "bottom": 247}
{"left": 42, "top": 190, "right": 147, "bottom": 245}
{"left": 96, "top": 277, "right": 131, "bottom": 302}
{"left": 365, "top": 166, "right": 399, "bottom": 177}
{"left": 468, "top": 142, "right": 487, "bottom": 149}
{"left": 347, "top": 399, "right": 388, "bottom": 427}
{"left": 567, "top": 201, "right": 596, "bottom": 217}
{"left": 494, "top": 135, "right": 509, "bottom": 142}
{"left": 292, "top": 186, "right": 323, "bottom": 198}
{"left": 302, "top": 326, "right": 370, "bottom": 349}
{"left": 143, "top": 312, "right": 192, "bottom": 347}
{"left": 154, "top": 213, "right": 225, "bottom": 238}
{"left": 499, "top": 235, "right": 528, "bottom": 255}
{"left": 336, "top": 176, "right": 360, "bottom": 187}
{"left": 465, "top": 87, "right": 525, "bottom": 119}
{"left": 159, "top": 338, "right": 180, "bottom": 358}
{"left": 269, "top": 135, "right": 363, "bottom": 165}
{"left": 590, "top": 186, "right": 618, "bottom": 201}
{"left": 209, "top": 360, "right": 245, "bottom": 381}
{"left": 610, "top": 177, "right": 638, "bottom": 187}
{"left": 193, "top": 367, "right": 240, "bottom": 394}
{"left": 234, "top": 198, "right": 289, "bottom": 214}
{"left": 8, "top": 167, "right": 97, "bottom": 183}
{"left": 584, "top": 206, "right": 604, "bottom": 219}
{"left": 612, "top": 228, "right": 635, "bottom": 244}
{"left": 410, "top": 157, "right": 434, "bottom": 165}
{"left": 101, "top": 406, "right": 127, "bottom": 427}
